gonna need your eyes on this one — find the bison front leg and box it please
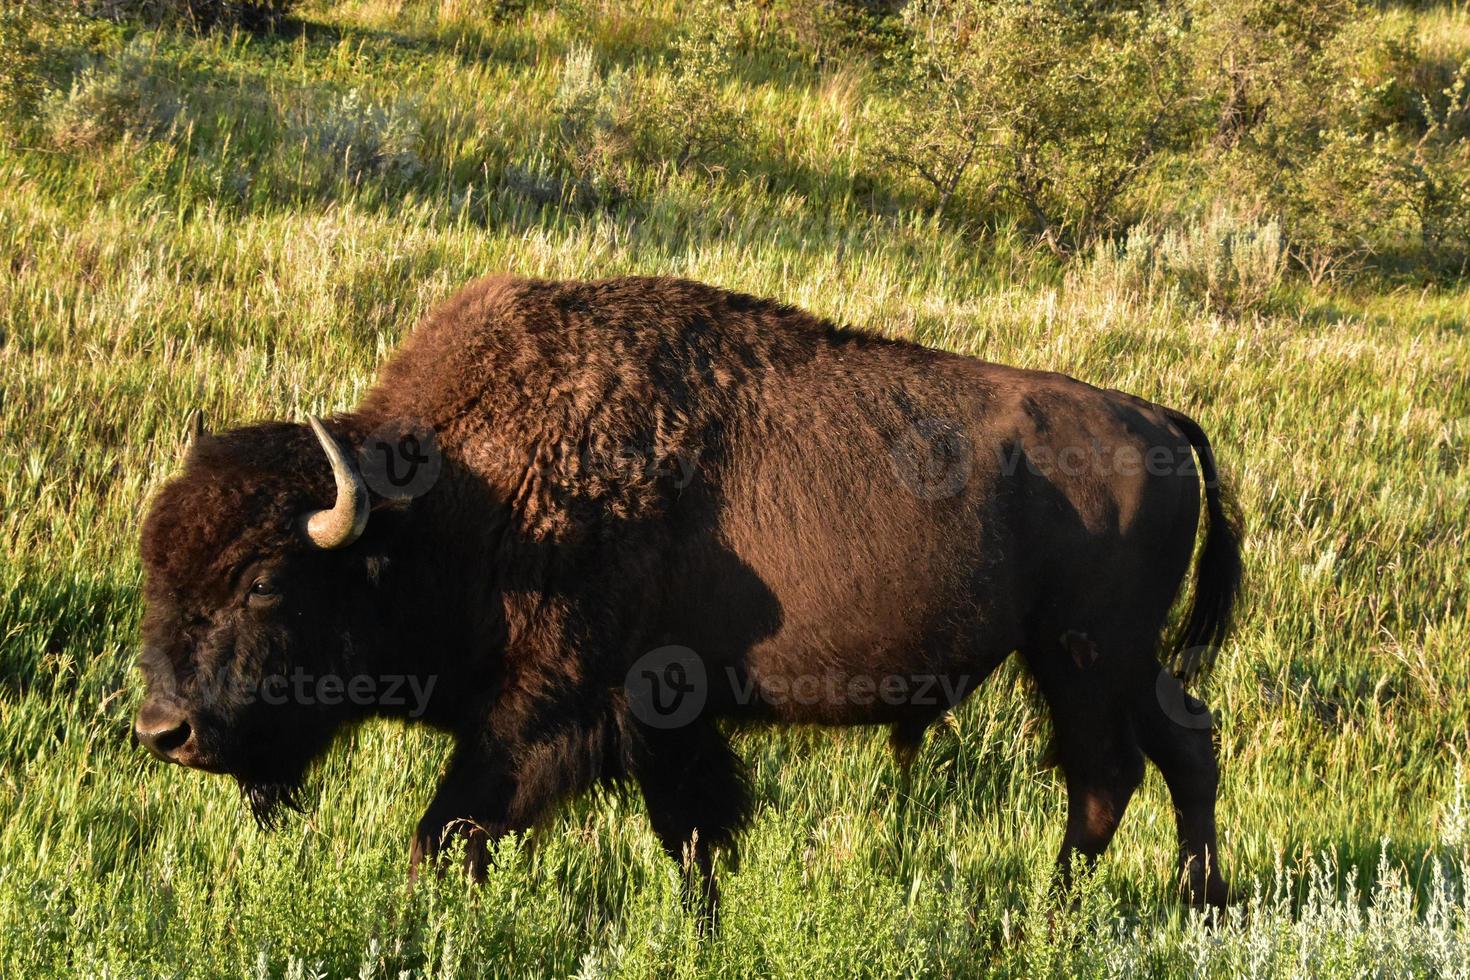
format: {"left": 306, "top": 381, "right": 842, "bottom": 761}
{"left": 409, "top": 750, "right": 517, "bottom": 883}
{"left": 633, "top": 722, "right": 752, "bottom": 927}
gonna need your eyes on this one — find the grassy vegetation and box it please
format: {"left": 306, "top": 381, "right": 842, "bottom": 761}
{"left": 2, "top": 0, "right": 1469, "bottom": 975}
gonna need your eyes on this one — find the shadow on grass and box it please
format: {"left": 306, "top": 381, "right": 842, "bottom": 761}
{"left": 0, "top": 561, "right": 138, "bottom": 702}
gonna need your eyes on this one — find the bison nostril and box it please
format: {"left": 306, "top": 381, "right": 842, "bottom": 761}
{"left": 135, "top": 703, "right": 193, "bottom": 761}
{"left": 151, "top": 719, "right": 191, "bottom": 755}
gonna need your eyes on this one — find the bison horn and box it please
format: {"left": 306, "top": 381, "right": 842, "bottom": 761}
{"left": 300, "top": 415, "right": 369, "bottom": 549}
{"left": 186, "top": 409, "right": 207, "bottom": 449}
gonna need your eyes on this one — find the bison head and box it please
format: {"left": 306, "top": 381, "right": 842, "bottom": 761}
{"left": 135, "top": 414, "right": 390, "bottom": 827}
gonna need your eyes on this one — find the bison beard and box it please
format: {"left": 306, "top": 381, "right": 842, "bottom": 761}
{"left": 240, "top": 778, "right": 304, "bottom": 831}
{"left": 135, "top": 274, "right": 1243, "bottom": 917}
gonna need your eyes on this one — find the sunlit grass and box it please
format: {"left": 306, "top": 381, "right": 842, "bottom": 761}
{"left": 1, "top": 1, "right": 1468, "bottom": 976}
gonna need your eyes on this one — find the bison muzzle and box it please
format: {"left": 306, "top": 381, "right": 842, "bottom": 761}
{"left": 135, "top": 275, "right": 1243, "bottom": 912}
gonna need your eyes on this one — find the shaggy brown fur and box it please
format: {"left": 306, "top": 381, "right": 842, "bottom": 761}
{"left": 136, "top": 275, "right": 1242, "bottom": 913}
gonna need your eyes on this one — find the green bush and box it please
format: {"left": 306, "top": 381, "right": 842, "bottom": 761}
{"left": 1282, "top": 127, "right": 1464, "bottom": 270}
{"left": 83, "top": 0, "right": 297, "bottom": 31}
{"left": 646, "top": 18, "right": 750, "bottom": 172}
{"left": 1190, "top": 0, "right": 1359, "bottom": 149}
{"left": 549, "top": 18, "right": 748, "bottom": 204}
{"left": 549, "top": 43, "right": 644, "bottom": 204}
{"left": 874, "top": 0, "right": 1198, "bottom": 251}
{"left": 1198, "top": 0, "right": 1470, "bottom": 274}
{"left": 866, "top": 0, "right": 1467, "bottom": 274}
{"left": 0, "top": 2, "right": 94, "bottom": 121}
{"left": 0, "top": 5, "right": 47, "bottom": 118}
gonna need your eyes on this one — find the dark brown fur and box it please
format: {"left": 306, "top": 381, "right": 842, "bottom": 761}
{"left": 137, "top": 275, "right": 1242, "bottom": 911}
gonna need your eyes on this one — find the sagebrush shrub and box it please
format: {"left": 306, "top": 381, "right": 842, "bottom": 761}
{"left": 1085, "top": 207, "right": 1287, "bottom": 316}
{"left": 549, "top": 44, "right": 642, "bottom": 203}
{"left": 40, "top": 38, "right": 184, "bottom": 150}
{"left": 293, "top": 88, "right": 424, "bottom": 182}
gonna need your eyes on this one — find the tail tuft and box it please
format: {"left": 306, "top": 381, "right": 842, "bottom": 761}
{"left": 1164, "top": 410, "right": 1244, "bottom": 683}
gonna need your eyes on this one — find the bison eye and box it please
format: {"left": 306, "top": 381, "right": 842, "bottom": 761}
{"left": 247, "top": 578, "right": 279, "bottom": 603}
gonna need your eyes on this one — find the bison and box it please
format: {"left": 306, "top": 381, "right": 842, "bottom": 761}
{"left": 135, "top": 275, "right": 1241, "bottom": 912}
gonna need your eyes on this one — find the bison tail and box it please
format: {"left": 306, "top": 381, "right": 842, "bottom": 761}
{"left": 1164, "top": 409, "right": 1244, "bottom": 684}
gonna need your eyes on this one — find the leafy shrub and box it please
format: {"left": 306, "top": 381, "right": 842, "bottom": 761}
{"left": 874, "top": 0, "right": 1198, "bottom": 251}
{"left": 644, "top": 13, "right": 750, "bottom": 172}
{"left": 1190, "top": 0, "right": 1359, "bottom": 149}
{"left": 0, "top": 4, "right": 51, "bottom": 118}
{"left": 1200, "top": 0, "right": 1470, "bottom": 273}
{"left": 1277, "top": 81, "right": 1467, "bottom": 273}
{"left": 1304, "top": 58, "right": 1470, "bottom": 267}
{"left": 83, "top": 0, "right": 297, "bottom": 32}
{"left": 863, "top": 0, "right": 1468, "bottom": 273}
{"left": 1084, "top": 206, "right": 1287, "bottom": 316}
{"left": 1323, "top": 14, "right": 1436, "bottom": 135}
{"left": 1284, "top": 128, "right": 1461, "bottom": 270}
{"left": 0, "top": 1, "right": 93, "bottom": 121}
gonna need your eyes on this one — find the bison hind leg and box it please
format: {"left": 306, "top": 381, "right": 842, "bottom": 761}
{"left": 1021, "top": 637, "right": 1147, "bottom": 893}
{"left": 633, "top": 721, "right": 751, "bottom": 926}
{"left": 1132, "top": 674, "right": 1231, "bottom": 910}
{"left": 1023, "top": 620, "right": 1232, "bottom": 911}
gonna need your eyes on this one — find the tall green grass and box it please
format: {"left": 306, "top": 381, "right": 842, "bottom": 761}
{"left": 1, "top": 1, "right": 1468, "bottom": 976}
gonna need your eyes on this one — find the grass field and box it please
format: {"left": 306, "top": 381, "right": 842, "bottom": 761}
{"left": 2, "top": 1, "right": 1469, "bottom": 976}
